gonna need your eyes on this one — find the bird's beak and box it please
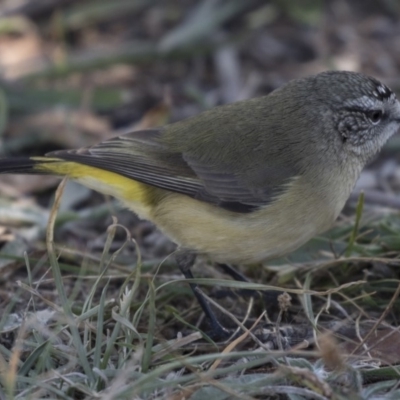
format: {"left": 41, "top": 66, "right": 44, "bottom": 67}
{"left": 393, "top": 100, "right": 400, "bottom": 123}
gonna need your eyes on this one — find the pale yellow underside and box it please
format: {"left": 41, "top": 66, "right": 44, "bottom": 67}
{"left": 36, "top": 160, "right": 357, "bottom": 265}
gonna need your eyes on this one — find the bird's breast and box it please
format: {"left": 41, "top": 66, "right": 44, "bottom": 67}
{"left": 143, "top": 166, "right": 358, "bottom": 265}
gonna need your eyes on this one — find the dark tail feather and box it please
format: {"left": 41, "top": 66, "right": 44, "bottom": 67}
{"left": 0, "top": 157, "right": 45, "bottom": 174}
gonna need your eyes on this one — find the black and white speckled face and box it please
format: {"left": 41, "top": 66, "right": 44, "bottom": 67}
{"left": 371, "top": 82, "right": 396, "bottom": 102}
{"left": 318, "top": 72, "right": 400, "bottom": 161}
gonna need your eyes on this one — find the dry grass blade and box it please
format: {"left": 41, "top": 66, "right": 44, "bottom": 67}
{"left": 46, "top": 178, "right": 95, "bottom": 382}
{"left": 352, "top": 281, "right": 400, "bottom": 356}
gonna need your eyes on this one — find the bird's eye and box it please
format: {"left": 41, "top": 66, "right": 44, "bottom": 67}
{"left": 367, "top": 110, "right": 383, "bottom": 124}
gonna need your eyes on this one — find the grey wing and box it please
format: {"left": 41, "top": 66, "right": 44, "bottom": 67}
{"left": 48, "top": 128, "right": 297, "bottom": 213}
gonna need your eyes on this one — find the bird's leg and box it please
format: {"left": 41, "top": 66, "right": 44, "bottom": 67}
{"left": 216, "top": 263, "right": 282, "bottom": 314}
{"left": 175, "top": 250, "right": 232, "bottom": 340}
{"left": 216, "top": 263, "right": 256, "bottom": 298}
{"left": 216, "top": 263, "right": 249, "bottom": 282}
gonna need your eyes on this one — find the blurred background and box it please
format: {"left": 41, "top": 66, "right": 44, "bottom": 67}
{"left": 0, "top": 0, "right": 400, "bottom": 263}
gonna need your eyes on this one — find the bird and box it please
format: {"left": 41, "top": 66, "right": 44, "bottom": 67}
{"left": 1, "top": 70, "right": 399, "bottom": 338}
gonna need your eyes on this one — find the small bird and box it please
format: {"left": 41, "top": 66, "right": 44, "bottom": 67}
{"left": 1, "top": 71, "right": 399, "bottom": 337}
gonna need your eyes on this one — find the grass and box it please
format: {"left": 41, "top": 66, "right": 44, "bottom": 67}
{"left": 0, "top": 181, "right": 400, "bottom": 399}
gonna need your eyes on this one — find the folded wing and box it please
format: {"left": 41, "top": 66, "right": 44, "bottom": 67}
{"left": 49, "top": 128, "right": 298, "bottom": 213}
